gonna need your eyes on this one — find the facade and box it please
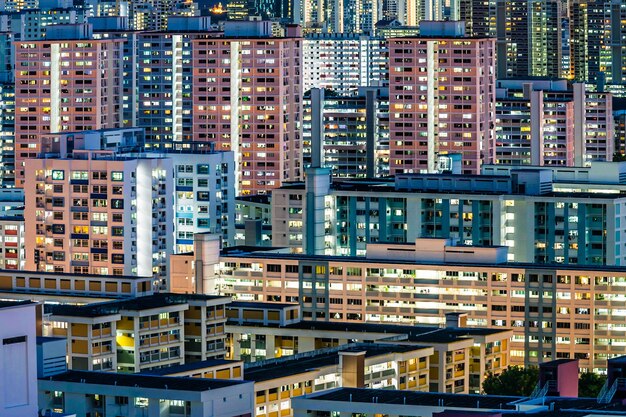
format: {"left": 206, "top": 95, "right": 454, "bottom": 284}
{"left": 13, "top": 23, "right": 124, "bottom": 187}
{"left": 129, "top": 0, "right": 198, "bottom": 31}
{"left": 38, "top": 370, "right": 254, "bottom": 417}
{"left": 192, "top": 34, "right": 303, "bottom": 195}
{"left": 495, "top": 80, "right": 614, "bottom": 166}
{"left": 0, "top": 300, "right": 38, "bottom": 417}
{"left": 36, "top": 336, "right": 67, "bottom": 377}
{"left": 302, "top": 87, "right": 389, "bottom": 177}
{"left": 48, "top": 293, "right": 230, "bottom": 372}
{"left": 90, "top": 18, "right": 141, "bottom": 129}
{"left": 0, "top": 268, "right": 154, "bottom": 300}
{"left": 0, "top": 83, "right": 15, "bottom": 187}
{"left": 245, "top": 343, "right": 433, "bottom": 417}
{"left": 292, "top": 387, "right": 626, "bottom": 417}
{"left": 272, "top": 166, "right": 626, "bottom": 265}
{"left": 235, "top": 195, "right": 272, "bottom": 246}
{"left": 225, "top": 304, "right": 512, "bottom": 394}
{"left": 461, "top": 0, "right": 564, "bottom": 79}
{"left": 23, "top": 150, "right": 173, "bottom": 286}
{"left": 11, "top": 6, "right": 86, "bottom": 40}
{"left": 302, "top": 34, "right": 388, "bottom": 96}
{"left": 135, "top": 22, "right": 216, "bottom": 148}
{"left": 0, "top": 216, "right": 24, "bottom": 270}
{"left": 165, "top": 149, "right": 235, "bottom": 252}
{"left": 388, "top": 22, "right": 496, "bottom": 175}
{"left": 171, "top": 236, "right": 626, "bottom": 373}
{"left": 571, "top": 0, "right": 626, "bottom": 84}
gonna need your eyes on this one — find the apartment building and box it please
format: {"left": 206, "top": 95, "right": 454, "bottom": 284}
{"left": 38, "top": 370, "right": 254, "bottom": 417}
{"left": 302, "top": 87, "right": 389, "bottom": 178}
{"left": 13, "top": 23, "right": 124, "bottom": 186}
{"left": 135, "top": 18, "right": 217, "bottom": 148}
{"left": 388, "top": 22, "right": 496, "bottom": 175}
{"left": 302, "top": 34, "right": 389, "bottom": 96}
{"left": 223, "top": 303, "right": 512, "bottom": 394}
{"left": 0, "top": 300, "right": 38, "bottom": 417}
{"left": 234, "top": 195, "right": 272, "bottom": 246}
{"left": 12, "top": 6, "right": 86, "bottom": 40}
{"left": 272, "top": 166, "right": 626, "bottom": 265}
{"left": 0, "top": 83, "right": 15, "bottom": 187}
{"left": 571, "top": 0, "right": 626, "bottom": 84}
{"left": 0, "top": 269, "right": 153, "bottom": 304}
{"left": 48, "top": 293, "right": 230, "bottom": 372}
{"left": 0, "top": 216, "right": 24, "bottom": 270}
{"left": 495, "top": 79, "right": 614, "bottom": 166}
{"left": 91, "top": 16, "right": 141, "bottom": 128}
{"left": 177, "top": 236, "right": 626, "bottom": 372}
{"left": 23, "top": 150, "right": 173, "bottom": 285}
{"left": 245, "top": 343, "right": 432, "bottom": 417}
{"left": 129, "top": 0, "right": 198, "bottom": 31}
{"left": 167, "top": 149, "right": 235, "bottom": 252}
{"left": 191, "top": 27, "right": 303, "bottom": 195}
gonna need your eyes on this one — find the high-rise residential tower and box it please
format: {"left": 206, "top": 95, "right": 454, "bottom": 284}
{"left": 13, "top": 23, "right": 123, "bottom": 187}
{"left": 24, "top": 150, "right": 173, "bottom": 286}
{"left": 192, "top": 23, "right": 303, "bottom": 195}
{"left": 388, "top": 22, "right": 496, "bottom": 174}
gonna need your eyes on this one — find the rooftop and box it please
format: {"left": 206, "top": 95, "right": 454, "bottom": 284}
{"left": 140, "top": 359, "right": 240, "bottom": 376}
{"left": 41, "top": 370, "right": 247, "bottom": 392}
{"left": 229, "top": 301, "right": 298, "bottom": 310}
{"left": 244, "top": 343, "right": 430, "bottom": 382}
{"left": 301, "top": 387, "right": 520, "bottom": 409}
{"left": 0, "top": 299, "right": 34, "bottom": 309}
{"left": 49, "top": 293, "right": 228, "bottom": 318}
{"left": 219, "top": 247, "right": 626, "bottom": 273}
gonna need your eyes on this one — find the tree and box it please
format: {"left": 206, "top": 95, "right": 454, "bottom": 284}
{"left": 579, "top": 372, "right": 606, "bottom": 398}
{"left": 482, "top": 366, "right": 539, "bottom": 396}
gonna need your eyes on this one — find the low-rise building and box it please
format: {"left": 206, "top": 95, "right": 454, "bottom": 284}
{"left": 38, "top": 370, "right": 254, "bottom": 417}
{"left": 0, "top": 269, "right": 154, "bottom": 301}
{"left": 245, "top": 343, "right": 433, "bottom": 417}
{"left": 0, "top": 300, "right": 38, "bottom": 417}
{"left": 177, "top": 236, "right": 626, "bottom": 372}
{"left": 48, "top": 293, "right": 230, "bottom": 372}
{"left": 142, "top": 358, "right": 244, "bottom": 380}
{"left": 226, "top": 304, "right": 511, "bottom": 394}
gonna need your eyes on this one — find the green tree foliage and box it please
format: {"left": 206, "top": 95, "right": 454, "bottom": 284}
{"left": 578, "top": 372, "right": 606, "bottom": 398}
{"left": 482, "top": 366, "right": 539, "bottom": 396}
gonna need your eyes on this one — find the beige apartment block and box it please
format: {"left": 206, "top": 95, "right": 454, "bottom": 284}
{"left": 184, "top": 238, "right": 626, "bottom": 373}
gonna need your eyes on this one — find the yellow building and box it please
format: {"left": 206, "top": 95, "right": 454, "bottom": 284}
{"left": 245, "top": 343, "right": 433, "bottom": 417}
{"left": 48, "top": 293, "right": 231, "bottom": 372}
{"left": 225, "top": 303, "right": 512, "bottom": 394}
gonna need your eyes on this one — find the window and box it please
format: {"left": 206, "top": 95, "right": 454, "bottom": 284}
{"left": 111, "top": 171, "right": 123, "bottom": 181}
{"left": 111, "top": 199, "right": 124, "bottom": 209}
{"left": 112, "top": 254, "right": 124, "bottom": 264}
{"left": 197, "top": 164, "right": 209, "bottom": 174}
{"left": 51, "top": 170, "right": 64, "bottom": 180}
{"left": 71, "top": 171, "right": 88, "bottom": 180}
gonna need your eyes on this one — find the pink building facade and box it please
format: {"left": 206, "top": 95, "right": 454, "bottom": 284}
{"left": 389, "top": 36, "right": 496, "bottom": 175}
{"left": 14, "top": 37, "right": 124, "bottom": 187}
{"left": 192, "top": 37, "right": 303, "bottom": 195}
